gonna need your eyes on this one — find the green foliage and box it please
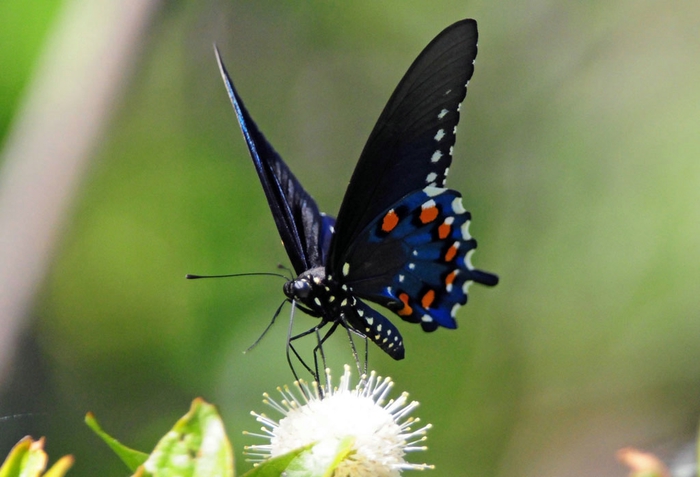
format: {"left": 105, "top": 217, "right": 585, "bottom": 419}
{"left": 0, "top": 437, "right": 73, "bottom": 477}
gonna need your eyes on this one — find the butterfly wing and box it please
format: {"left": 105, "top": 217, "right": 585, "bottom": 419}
{"left": 328, "top": 19, "right": 497, "bottom": 334}
{"left": 215, "top": 48, "right": 331, "bottom": 273}
{"left": 329, "top": 19, "right": 479, "bottom": 263}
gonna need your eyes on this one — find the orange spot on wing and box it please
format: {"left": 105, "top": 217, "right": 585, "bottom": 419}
{"left": 445, "top": 243, "right": 459, "bottom": 262}
{"left": 421, "top": 289, "right": 435, "bottom": 309}
{"left": 438, "top": 221, "right": 451, "bottom": 239}
{"left": 445, "top": 270, "right": 457, "bottom": 286}
{"left": 382, "top": 210, "right": 399, "bottom": 232}
{"left": 397, "top": 293, "right": 413, "bottom": 316}
{"left": 420, "top": 205, "right": 438, "bottom": 224}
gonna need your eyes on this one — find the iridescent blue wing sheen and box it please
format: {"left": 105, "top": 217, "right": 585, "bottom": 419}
{"left": 343, "top": 187, "right": 497, "bottom": 332}
{"left": 215, "top": 47, "right": 331, "bottom": 274}
{"left": 328, "top": 19, "right": 498, "bottom": 334}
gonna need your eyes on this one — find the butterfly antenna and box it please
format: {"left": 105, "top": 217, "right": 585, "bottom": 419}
{"left": 276, "top": 263, "right": 295, "bottom": 280}
{"left": 245, "top": 299, "right": 289, "bottom": 353}
{"left": 186, "top": 272, "right": 288, "bottom": 280}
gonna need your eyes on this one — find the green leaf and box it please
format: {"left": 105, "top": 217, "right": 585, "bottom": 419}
{"left": 240, "top": 447, "right": 309, "bottom": 477}
{"left": 242, "top": 438, "right": 355, "bottom": 477}
{"left": 0, "top": 437, "right": 73, "bottom": 477}
{"left": 85, "top": 412, "right": 149, "bottom": 471}
{"left": 138, "top": 398, "right": 233, "bottom": 477}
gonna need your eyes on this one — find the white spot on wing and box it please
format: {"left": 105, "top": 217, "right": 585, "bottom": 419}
{"left": 422, "top": 199, "right": 436, "bottom": 210}
{"left": 423, "top": 186, "right": 445, "bottom": 197}
{"left": 342, "top": 262, "right": 350, "bottom": 276}
{"left": 461, "top": 220, "right": 472, "bottom": 239}
{"left": 452, "top": 197, "right": 466, "bottom": 214}
{"left": 430, "top": 150, "right": 443, "bottom": 163}
{"left": 463, "top": 280, "right": 474, "bottom": 294}
{"left": 421, "top": 315, "right": 432, "bottom": 322}
{"left": 465, "top": 249, "right": 475, "bottom": 270}
{"left": 408, "top": 263, "right": 416, "bottom": 270}
{"left": 451, "top": 303, "right": 461, "bottom": 317}
{"left": 398, "top": 274, "right": 404, "bottom": 283}
{"left": 438, "top": 108, "right": 448, "bottom": 119}
{"left": 426, "top": 172, "right": 437, "bottom": 183}
{"left": 434, "top": 129, "right": 445, "bottom": 142}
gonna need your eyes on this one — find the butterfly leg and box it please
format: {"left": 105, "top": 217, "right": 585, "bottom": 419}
{"left": 310, "top": 320, "right": 341, "bottom": 390}
{"left": 286, "top": 304, "right": 329, "bottom": 384}
{"left": 245, "top": 299, "right": 288, "bottom": 353}
{"left": 339, "top": 315, "right": 364, "bottom": 377}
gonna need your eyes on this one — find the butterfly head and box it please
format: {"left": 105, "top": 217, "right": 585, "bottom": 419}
{"left": 284, "top": 267, "right": 337, "bottom": 317}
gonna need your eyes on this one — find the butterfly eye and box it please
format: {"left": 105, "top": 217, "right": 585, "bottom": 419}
{"left": 292, "top": 280, "right": 312, "bottom": 299}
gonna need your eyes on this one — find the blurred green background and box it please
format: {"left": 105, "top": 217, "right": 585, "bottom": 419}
{"left": 1, "top": 1, "right": 699, "bottom": 476}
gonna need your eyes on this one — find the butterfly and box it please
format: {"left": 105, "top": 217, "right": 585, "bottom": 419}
{"left": 214, "top": 18, "right": 497, "bottom": 371}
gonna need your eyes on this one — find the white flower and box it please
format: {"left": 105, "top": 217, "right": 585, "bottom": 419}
{"left": 245, "top": 365, "right": 433, "bottom": 476}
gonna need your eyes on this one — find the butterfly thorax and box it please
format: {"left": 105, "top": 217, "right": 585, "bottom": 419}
{"left": 283, "top": 267, "right": 355, "bottom": 321}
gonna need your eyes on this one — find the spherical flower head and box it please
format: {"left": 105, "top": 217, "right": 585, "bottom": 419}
{"left": 245, "top": 365, "right": 433, "bottom": 476}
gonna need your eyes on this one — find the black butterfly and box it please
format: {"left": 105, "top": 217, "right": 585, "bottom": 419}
{"left": 214, "top": 19, "right": 497, "bottom": 372}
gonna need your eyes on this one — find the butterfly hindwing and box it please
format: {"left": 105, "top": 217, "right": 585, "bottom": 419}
{"left": 329, "top": 19, "right": 479, "bottom": 271}
{"left": 342, "top": 187, "right": 497, "bottom": 332}
{"left": 215, "top": 47, "right": 329, "bottom": 274}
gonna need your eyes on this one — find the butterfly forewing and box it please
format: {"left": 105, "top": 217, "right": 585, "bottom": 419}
{"left": 327, "top": 19, "right": 497, "bottom": 333}
{"left": 215, "top": 48, "right": 330, "bottom": 274}
{"left": 329, "top": 19, "right": 478, "bottom": 269}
